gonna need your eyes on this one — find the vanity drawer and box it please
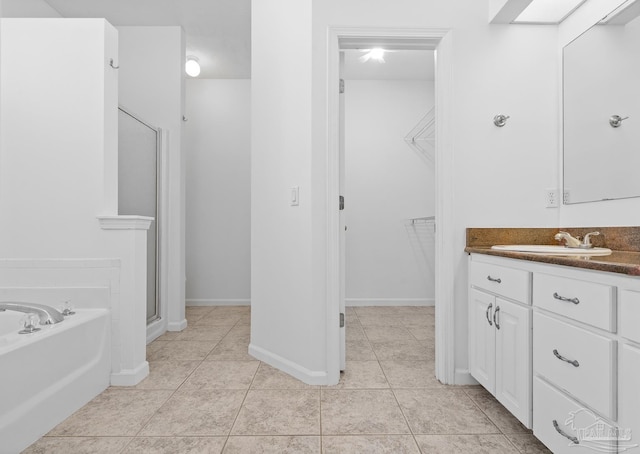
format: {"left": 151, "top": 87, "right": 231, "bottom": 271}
{"left": 620, "top": 289, "right": 640, "bottom": 344}
{"left": 533, "top": 377, "right": 616, "bottom": 454}
{"left": 533, "top": 312, "right": 615, "bottom": 419}
{"left": 533, "top": 273, "right": 615, "bottom": 332}
{"left": 469, "top": 261, "right": 530, "bottom": 303}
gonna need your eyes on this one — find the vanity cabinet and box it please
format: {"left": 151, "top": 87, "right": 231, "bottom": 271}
{"left": 468, "top": 257, "right": 532, "bottom": 428}
{"left": 619, "top": 289, "right": 640, "bottom": 454}
{"left": 468, "top": 253, "right": 640, "bottom": 454}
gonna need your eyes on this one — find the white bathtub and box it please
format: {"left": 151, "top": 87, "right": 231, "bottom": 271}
{"left": 0, "top": 308, "right": 111, "bottom": 454}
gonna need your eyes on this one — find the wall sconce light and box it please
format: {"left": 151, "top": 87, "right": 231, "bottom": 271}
{"left": 185, "top": 56, "right": 201, "bottom": 77}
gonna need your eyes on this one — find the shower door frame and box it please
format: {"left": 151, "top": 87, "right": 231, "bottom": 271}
{"left": 118, "top": 106, "right": 168, "bottom": 339}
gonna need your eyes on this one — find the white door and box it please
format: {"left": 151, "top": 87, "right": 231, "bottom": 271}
{"left": 494, "top": 297, "right": 531, "bottom": 428}
{"left": 339, "top": 52, "right": 346, "bottom": 371}
{"left": 469, "top": 288, "right": 496, "bottom": 393}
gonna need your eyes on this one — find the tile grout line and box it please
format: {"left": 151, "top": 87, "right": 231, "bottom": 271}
{"left": 461, "top": 387, "right": 531, "bottom": 453}
{"left": 461, "top": 388, "right": 506, "bottom": 438}
{"left": 125, "top": 314, "right": 217, "bottom": 445}
{"left": 359, "top": 307, "right": 425, "bottom": 453}
{"left": 219, "top": 341, "right": 262, "bottom": 452}
{"left": 125, "top": 309, "right": 247, "bottom": 453}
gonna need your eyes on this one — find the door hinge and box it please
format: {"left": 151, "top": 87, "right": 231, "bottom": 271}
{"left": 339, "top": 79, "right": 345, "bottom": 94}
{"left": 340, "top": 312, "right": 345, "bottom": 328}
{"left": 339, "top": 195, "right": 344, "bottom": 211}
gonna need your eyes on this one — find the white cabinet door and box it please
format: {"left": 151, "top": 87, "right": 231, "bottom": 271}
{"left": 469, "top": 288, "right": 496, "bottom": 393}
{"left": 495, "top": 297, "right": 532, "bottom": 428}
{"left": 620, "top": 343, "right": 640, "bottom": 453}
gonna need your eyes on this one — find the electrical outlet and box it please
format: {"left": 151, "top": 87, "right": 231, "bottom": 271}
{"left": 545, "top": 188, "right": 558, "bottom": 208}
{"left": 563, "top": 189, "right": 571, "bottom": 204}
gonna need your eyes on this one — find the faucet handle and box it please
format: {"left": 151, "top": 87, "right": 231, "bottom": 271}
{"left": 58, "top": 300, "right": 75, "bottom": 316}
{"left": 554, "top": 231, "right": 582, "bottom": 248}
{"left": 580, "top": 231, "right": 600, "bottom": 249}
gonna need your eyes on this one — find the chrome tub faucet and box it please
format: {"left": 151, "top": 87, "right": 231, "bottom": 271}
{"left": 0, "top": 302, "right": 65, "bottom": 325}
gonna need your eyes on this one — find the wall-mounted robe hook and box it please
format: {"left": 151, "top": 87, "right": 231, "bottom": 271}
{"left": 609, "top": 115, "right": 629, "bottom": 128}
{"left": 109, "top": 58, "right": 119, "bottom": 70}
{"left": 493, "top": 114, "right": 510, "bottom": 127}
{"left": 182, "top": 116, "right": 188, "bottom": 122}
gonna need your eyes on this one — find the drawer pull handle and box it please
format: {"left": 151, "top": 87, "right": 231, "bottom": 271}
{"left": 553, "top": 420, "right": 579, "bottom": 444}
{"left": 486, "top": 303, "right": 493, "bottom": 326}
{"left": 487, "top": 276, "right": 502, "bottom": 283}
{"left": 553, "top": 349, "right": 580, "bottom": 367}
{"left": 553, "top": 292, "right": 580, "bottom": 305}
{"left": 493, "top": 306, "right": 500, "bottom": 330}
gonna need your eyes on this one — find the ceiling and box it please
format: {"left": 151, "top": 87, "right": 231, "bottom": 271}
{"left": 343, "top": 50, "right": 434, "bottom": 81}
{"left": 42, "top": 0, "right": 251, "bottom": 79}
{"left": 4, "top": 0, "right": 433, "bottom": 80}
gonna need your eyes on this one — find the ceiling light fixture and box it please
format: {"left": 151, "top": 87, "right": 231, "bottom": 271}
{"left": 512, "top": 0, "right": 587, "bottom": 24}
{"left": 359, "top": 48, "right": 386, "bottom": 63}
{"left": 185, "top": 56, "right": 201, "bottom": 77}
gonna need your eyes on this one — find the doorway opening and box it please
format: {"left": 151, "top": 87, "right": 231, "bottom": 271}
{"left": 327, "top": 28, "right": 455, "bottom": 386}
{"left": 340, "top": 47, "right": 436, "bottom": 372}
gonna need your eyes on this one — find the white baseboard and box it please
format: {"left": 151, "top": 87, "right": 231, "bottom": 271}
{"left": 186, "top": 299, "right": 251, "bottom": 307}
{"left": 454, "top": 368, "right": 479, "bottom": 385}
{"left": 167, "top": 318, "right": 187, "bottom": 332}
{"left": 146, "top": 318, "right": 166, "bottom": 344}
{"left": 346, "top": 298, "right": 434, "bottom": 307}
{"left": 110, "top": 361, "right": 149, "bottom": 386}
{"left": 248, "top": 343, "right": 328, "bottom": 385}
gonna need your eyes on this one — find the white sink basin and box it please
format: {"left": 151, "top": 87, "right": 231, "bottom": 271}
{"left": 491, "top": 245, "right": 612, "bottom": 256}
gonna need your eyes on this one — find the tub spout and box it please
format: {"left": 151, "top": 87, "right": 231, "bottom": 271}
{"left": 0, "top": 302, "right": 64, "bottom": 325}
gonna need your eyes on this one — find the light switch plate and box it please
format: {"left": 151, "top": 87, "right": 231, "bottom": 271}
{"left": 290, "top": 186, "right": 299, "bottom": 206}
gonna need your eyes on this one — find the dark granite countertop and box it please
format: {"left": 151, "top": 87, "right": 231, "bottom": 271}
{"left": 465, "top": 246, "right": 640, "bottom": 276}
{"left": 466, "top": 227, "right": 640, "bottom": 277}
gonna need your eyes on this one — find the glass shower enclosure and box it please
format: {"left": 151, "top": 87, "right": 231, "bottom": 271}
{"left": 118, "top": 107, "right": 160, "bottom": 324}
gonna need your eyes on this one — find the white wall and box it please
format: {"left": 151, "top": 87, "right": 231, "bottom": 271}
{"left": 185, "top": 79, "right": 251, "bottom": 306}
{"left": 0, "top": 19, "right": 117, "bottom": 255}
{"left": 117, "top": 26, "right": 187, "bottom": 332}
{"left": 344, "top": 79, "right": 435, "bottom": 305}
{"left": 252, "top": 0, "right": 560, "bottom": 385}
{"left": 558, "top": 0, "right": 640, "bottom": 226}
{"left": 251, "top": 0, "right": 327, "bottom": 382}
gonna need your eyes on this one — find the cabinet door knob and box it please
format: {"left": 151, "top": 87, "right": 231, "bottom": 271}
{"left": 485, "top": 303, "right": 493, "bottom": 326}
{"left": 553, "top": 420, "right": 579, "bottom": 444}
{"left": 553, "top": 292, "right": 580, "bottom": 305}
{"left": 553, "top": 349, "right": 580, "bottom": 367}
{"left": 493, "top": 306, "right": 500, "bottom": 330}
{"left": 487, "top": 276, "right": 502, "bottom": 283}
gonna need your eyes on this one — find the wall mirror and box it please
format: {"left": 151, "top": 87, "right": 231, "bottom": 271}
{"left": 563, "top": 0, "right": 640, "bottom": 204}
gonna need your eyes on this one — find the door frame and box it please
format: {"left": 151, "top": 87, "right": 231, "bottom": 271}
{"left": 326, "top": 26, "right": 455, "bottom": 384}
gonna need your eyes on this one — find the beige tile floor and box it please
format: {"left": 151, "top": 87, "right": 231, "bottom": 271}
{"left": 23, "top": 306, "right": 551, "bottom": 453}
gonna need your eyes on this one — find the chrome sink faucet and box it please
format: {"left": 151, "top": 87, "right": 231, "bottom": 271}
{"left": 554, "top": 231, "right": 600, "bottom": 249}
